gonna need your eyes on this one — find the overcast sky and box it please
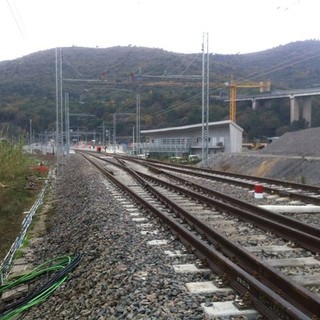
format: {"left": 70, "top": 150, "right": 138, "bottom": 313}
{"left": 1, "top": 0, "right": 319, "bottom": 62}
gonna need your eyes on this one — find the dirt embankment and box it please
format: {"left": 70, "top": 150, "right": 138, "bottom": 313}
{"left": 207, "top": 127, "right": 320, "bottom": 186}
{"left": 208, "top": 153, "right": 320, "bottom": 185}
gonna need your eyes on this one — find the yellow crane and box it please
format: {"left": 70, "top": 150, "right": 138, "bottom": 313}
{"left": 226, "top": 75, "right": 271, "bottom": 122}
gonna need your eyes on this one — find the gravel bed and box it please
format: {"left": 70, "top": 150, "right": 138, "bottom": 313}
{"left": 4, "top": 151, "right": 318, "bottom": 318}
{"left": 201, "top": 178, "right": 320, "bottom": 227}
{"left": 20, "top": 154, "right": 236, "bottom": 320}
{"left": 280, "top": 212, "right": 320, "bottom": 227}
{"left": 168, "top": 171, "right": 320, "bottom": 227}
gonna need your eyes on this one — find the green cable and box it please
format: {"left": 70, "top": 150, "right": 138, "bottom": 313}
{"left": 0, "top": 276, "right": 68, "bottom": 320}
{"left": 0, "top": 255, "right": 72, "bottom": 293}
{"left": 0, "top": 254, "right": 81, "bottom": 320}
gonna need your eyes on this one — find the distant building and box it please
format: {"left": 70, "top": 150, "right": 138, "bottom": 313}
{"left": 141, "top": 120, "right": 243, "bottom": 158}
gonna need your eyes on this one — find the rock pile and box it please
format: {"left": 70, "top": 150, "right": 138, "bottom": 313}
{"left": 207, "top": 127, "right": 320, "bottom": 185}
{"left": 260, "top": 127, "right": 320, "bottom": 156}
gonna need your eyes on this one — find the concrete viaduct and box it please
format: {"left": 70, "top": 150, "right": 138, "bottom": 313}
{"left": 232, "top": 88, "right": 320, "bottom": 126}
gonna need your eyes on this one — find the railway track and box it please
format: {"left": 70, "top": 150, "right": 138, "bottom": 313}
{"left": 121, "top": 156, "right": 320, "bottom": 206}
{"left": 79, "top": 152, "right": 320, "bottom": 319}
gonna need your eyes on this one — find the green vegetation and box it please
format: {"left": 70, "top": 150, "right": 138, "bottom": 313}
{"left": 13, "top": 235, "right": 30, "bottom": 260}
{"left": 0, "top": 138, "right": 29, "bottom": 184}
{"left": 0, "top": 136, "right": 49, "bottom": 260}
{"left": 1, "top": 40, "right": 320, "bottom": 142}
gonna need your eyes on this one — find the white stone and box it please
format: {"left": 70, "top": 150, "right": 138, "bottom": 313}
{"left": 172, "top": 264, "right": 211, "bottom": 274}
{"left": 202, "top": 301, "right": 259, "bottom": 319}
{"left": 164, "top": 250, "right": 186, "bottom": 257}
{"left": 132, "top": 217, "right": 147, "bottom": 222}
{"left": 186, "top": 281, "right": 232, "bottom": 294}
{"left": 147, "top": 239, "right": 168, "bottom": 246}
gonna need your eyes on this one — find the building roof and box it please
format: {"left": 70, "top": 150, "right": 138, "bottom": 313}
{"left": 141, "top": 120, "right": 243, "bottom": 134}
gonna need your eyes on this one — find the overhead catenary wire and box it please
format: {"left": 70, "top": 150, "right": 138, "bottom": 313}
{"left": 226, "top": 44, "right": 320, "bottom": 86}
{"left": 138, "top": 43, "right": 320, "bottom": 124}
{"left": 178, "top": 53, "right": 202, "bottom": 76}
{"left": 249, "top": 50, "right": 320, "bottom": 81}
{"left": 142, "top": 92, "right": 202, "bottom": 121}
{"left": 56, "top": 40, "right": 320, "bottom": 129}
{"left": 6, "top": 0, "right": 26, "bottom": 39}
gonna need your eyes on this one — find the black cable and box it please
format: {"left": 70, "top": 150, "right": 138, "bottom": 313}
{"left": 0, "top": 253, "right": 82, "bottom": 318}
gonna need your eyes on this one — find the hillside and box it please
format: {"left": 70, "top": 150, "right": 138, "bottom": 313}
{"left": 1, "top": 41, "right": 320, "bottom": 140}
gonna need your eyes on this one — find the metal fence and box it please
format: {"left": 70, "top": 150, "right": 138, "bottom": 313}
{"left": 0, "top": 170, "right": 53, "bottom": 284}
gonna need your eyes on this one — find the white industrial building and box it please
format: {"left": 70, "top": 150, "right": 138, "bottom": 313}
{"left": 141, "top": 120, "right": 243, "bottom": 158}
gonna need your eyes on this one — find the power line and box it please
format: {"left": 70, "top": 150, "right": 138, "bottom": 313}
{"left": 233, "top": 45, "right": 320, "bottom": 86}
{"left": 142, "top": 92, "right": 202, "bottom": 121}
{"left": 6, "top": 0, "right": 25, "bottom": 39}
{"left": 249, "top": 50, "right": 320, "bottom": 81}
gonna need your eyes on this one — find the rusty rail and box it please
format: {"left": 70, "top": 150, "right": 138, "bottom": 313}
{"left": 125, "top": 156, "right": 320, "bottom": 205}
{"left": 81, "top": 153, "right": 320, "bottom": 319}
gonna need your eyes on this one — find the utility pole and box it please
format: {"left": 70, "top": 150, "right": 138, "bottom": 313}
{"left": 112, "top": 112, "right": 135, "bottom": 154}
{"left": 62, "top": 47, "right": 212, "bottom": 155}
{"left": 102, "top": 121, "right": 105, "bottom": 146}
{"left": 55, "top": 48, "right": 64, "bottom": 175}
{"left": 29, "top": 118, "right": 32, "bottom": 154}
{"left": 201, "top": 32, "right": 210, "bottom": 167}
{"left": 136, "top": 87, "right": 141, "bottom": 155}
{"left": 113, "top": 113, "right": 117, "bottom": 153}
{"left": 132, "top": 125, "right": 135, "bottom": 155}
{"left": 65, "top": 92, "right": 70, "bottom": 156}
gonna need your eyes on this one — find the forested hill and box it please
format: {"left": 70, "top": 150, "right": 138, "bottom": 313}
{"left": 1, "top": 40, "right": 320, "bottom": 140}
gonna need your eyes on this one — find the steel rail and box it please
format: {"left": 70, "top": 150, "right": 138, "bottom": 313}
{"left": 144, "top": 166, "right": 320, "bottom": 241}
{"left": 84, "top": 153, "right": 320, "bottom": 242}
{"left": 132, "top": 170, "right": 320, "bottom": 317}
{"left": 134, "top": 157, "right": 320, "bottom": 194}
{"left": 138, "top": 159, "right": 320, "bottom": 205}
{"left": 83, "top": 154, "right": 320, "bottom": 318}
{"left": 88, "top": 153, "right": 320, "bottom": 243}
{"left": 81, "top": 153, "right": 316, "bottom": 319}
{"left": 196, "top": 165, "right": 320, "bottom": 193}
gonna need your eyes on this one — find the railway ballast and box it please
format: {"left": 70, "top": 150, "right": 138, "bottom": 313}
{"left": 2, "top": 152, "right": 320, "bottom": 319}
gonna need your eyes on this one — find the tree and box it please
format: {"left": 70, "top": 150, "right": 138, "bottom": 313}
{"left": 289, "top": 119, "right": 309, "bottom": 131}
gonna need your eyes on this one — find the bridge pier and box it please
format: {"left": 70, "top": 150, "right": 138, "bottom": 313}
{"left": 290, "top": 96, "right": 299, "bottom": 122}
{"left": 235, "top": 89, "right": 317, "bottom": 126}
{"left": 302, "top": 97, "right": 311, "bottom": 126}
{"left": 252, "top": 99, "right": 271, "bottom": 110}
{"left": 252, "top": 99, "right": 258, "bottom": 110}
{"left": 290, "top": 96, "right": 311, "bottom": 126}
